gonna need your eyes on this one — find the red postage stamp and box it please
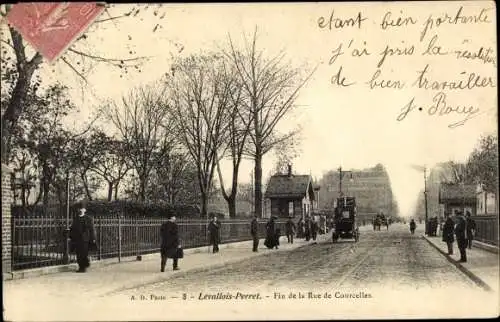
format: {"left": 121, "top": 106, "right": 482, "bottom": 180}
{"left": 7, "top": 2, "right": 105, "bottom": 63}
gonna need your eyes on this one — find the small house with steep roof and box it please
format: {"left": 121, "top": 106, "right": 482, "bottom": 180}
{"left": 264, "top": 165, "right": 319, "bottom": 219}
{"left": 438, "top": 183, "right": 477, "bottom": 216}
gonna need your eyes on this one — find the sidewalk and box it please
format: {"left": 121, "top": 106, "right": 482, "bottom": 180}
{"left": 423, "top": 235, "right": 499, "bottom": 293}
{"left": 3, "top": 234, "right": 331, "bottom": 299}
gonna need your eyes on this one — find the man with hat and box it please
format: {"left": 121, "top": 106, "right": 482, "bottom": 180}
{"left": 208, "top": 215, "right": 221, "bottom": 253}
{"left": 285, "top": 215, "right": 296, "bottom": 244}
{"left": 160, "top": 215, "right": 181, "bottom": 271}
{"left": 454, "top": 210, "right": 468, "bottom": 262}
{"left": 69, "top": 201, "right": 96, "bottom": 273}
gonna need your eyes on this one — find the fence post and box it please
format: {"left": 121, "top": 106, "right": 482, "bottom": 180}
{"left": 118, "top": 215, "right": 122, "bottom": 263}
{"left": 135, "top": 221, "right": 140, "bottom": 261}
{"left": 98, "top": 218, "right": 102, "bottom": 260}
{"left": 63, "top": 173, "right": 70, "bottom": 264}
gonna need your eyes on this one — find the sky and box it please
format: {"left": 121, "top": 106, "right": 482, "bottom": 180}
{"left": 16, "top": 1, "right": 497, "bottom": 217}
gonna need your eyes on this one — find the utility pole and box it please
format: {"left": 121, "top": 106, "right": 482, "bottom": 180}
{"left": 424, "top": 167, "right": 429, "bottom": 235}
{"left": 338, "top": 166, "right": 343, "bottom": 196}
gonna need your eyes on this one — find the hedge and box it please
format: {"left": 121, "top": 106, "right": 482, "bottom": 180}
{"left": 12, "top": 200, "right": 202, "bottom": 218}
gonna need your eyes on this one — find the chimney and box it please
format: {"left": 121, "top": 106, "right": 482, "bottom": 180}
{"left": 287, "top": 164, "right": 292, "bottom": 177}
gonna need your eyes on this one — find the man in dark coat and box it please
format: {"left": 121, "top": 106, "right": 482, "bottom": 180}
{"left": 304, "top": 216, "right": 311, "bottom": 241}
{"left": 409, "top": 219, "right": 416, "bottom": 234}
{"left": 311, "top": 217, "right": 319, "bottom": 241}
{"left": 454, "top": 210, "right": 467, "bottom": 262}
{"left": 208, "top": 216, "right": 221, "bottom": 253}
{"left": 285, "top": 216, "right": 296, "bottom": 244}
{"left": 250, "top": 215, "right": 259, "bottom": 252}
{"left": 442, "top": 213, "right": 455, "bottom": 255}
{"left": 69, "top": 203, "right": 96, "bottom": 273}
{"left": 465, "top": 211, "right": 476, "bottom": 250}
{"left": 264, "top": 216, "right": 277, "bottom": 249}
{"left": 160, "top": 215, "right": 180, "bottom": 272}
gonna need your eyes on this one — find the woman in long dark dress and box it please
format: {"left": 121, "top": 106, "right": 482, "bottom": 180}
{"left": 264, "top": 216, "right": 277, "bottom": 249}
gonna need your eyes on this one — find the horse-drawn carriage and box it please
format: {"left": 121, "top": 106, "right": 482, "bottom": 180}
{"left": 332, "top": 196, "right": 359, "bottom": 243}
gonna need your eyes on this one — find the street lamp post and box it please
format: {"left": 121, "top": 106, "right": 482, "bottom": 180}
{"left": 424, "top": 167, "right": 429, "bottom": 235}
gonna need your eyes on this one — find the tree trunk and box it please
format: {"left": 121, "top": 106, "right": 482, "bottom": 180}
{"left": 114, "top": 182, "right": 119, "bottom": 200}
{"left": 1, "top": 29, "right": 43, "bottom": 162}
{"left": 254, "top": 150, "right": 263, "bottom": 218}
{"left": 228, "top": 195, "right": 237, "bottom": 218}
{"left": 1, "top": 72, "right": 31, "bottom": 162}
{"left": 42, "top": 163, "right": 50, "bottom": 208}
{"left": 200, "top": 192, "right": 208, "bottom": 219}
{"left": 81, "top": 172, "right": 93, "bottom": 201}
{"left": 107, "top": 181, "right": 113, "bottom": 201}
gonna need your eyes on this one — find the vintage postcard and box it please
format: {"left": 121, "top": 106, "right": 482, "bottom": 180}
{"left": 1, "top": 1, "right": 498, "bottom": 321}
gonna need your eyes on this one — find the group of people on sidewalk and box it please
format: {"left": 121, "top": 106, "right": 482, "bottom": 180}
{"left": 408, "top": 210, "right": 477, "bottom": 263}
{"left": 68, "top": 202, "right": 324, "bottom": 273}
{"left": 441, "top": 210, "right": 476, "bottom": 263}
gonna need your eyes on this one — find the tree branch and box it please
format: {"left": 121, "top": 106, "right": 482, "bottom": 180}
{"left": 68, "top": 48, "right": 150, "bottom": 65}
{"left": 60, "top": 56, "right": 88, "bottom": 83}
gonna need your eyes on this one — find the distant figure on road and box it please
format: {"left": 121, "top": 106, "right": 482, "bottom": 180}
{"left": 442, "top": 213, "right": 455, "bottom": 255}
{"left": 264, "top": 216, "right": 278, "bottom": 249}
{"left": 285, "top": 216, "right": 296, "bottom": 244}
{"left": 250, "top": 215, "right": 259, "bottom": 252}
{"left": 304, "top": 216, "right": 312, "bottom": 241}
{"left": 465, "top": 211, "right": 476, "bottom": 250}
{"left": 409, "top": 219, "right": 416, "bottom": 235}
{"left": 208, "top": 216, "right": 221, "bottom": 253}
{"left": 311, "top": 217, "right": 319, "bottom": 241}
{"left": 296, "top": 217, "right": 305, "bottom": 238}
{"left": 160, "top": 215, "right": 180, "bottom": 271}
{"left": 454, "top": 210, "right": 467, "bottom": 262}
{"left": 69, "top": 202, "right": 96, "bottom": 273}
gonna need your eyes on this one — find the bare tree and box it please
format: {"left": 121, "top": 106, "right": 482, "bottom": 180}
{"left": 167, "top": 54, "right": 233, "bottom": 218}
{"left": 106, "top": 83, "right": 176, "bottom": 202}
{"left": 214, "top": 61, "right": 253, "bottom": 218}
{"left": 0, "top": 4, "right": 169, "bottom": 162}
{"left": 224, "top": 29, "right": 315, "bottom": 217}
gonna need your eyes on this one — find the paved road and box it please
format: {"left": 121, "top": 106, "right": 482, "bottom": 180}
{"left": 121, "top": 223, "right": 477, "bottom": 295}
{"left": 4, "top": 223, "right": 498, "bottom": 321}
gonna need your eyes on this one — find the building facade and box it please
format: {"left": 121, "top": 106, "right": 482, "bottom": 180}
{"left": 264, "top": 166, "right": 319, "bottom": 219}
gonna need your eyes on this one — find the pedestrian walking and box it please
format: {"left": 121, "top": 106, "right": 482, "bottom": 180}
{"left": 69, "top": 202, "right": 96, "bottom": 273}
{"left": 311, "top": 217, "right": 319, "bottom": 241}
{"left": 285, "top": 216, "right": 296, "bottom": 244}
{"left": 297, "top": 217, "right": 305, "bottom": 238}
{"left": 208, "top": 216, "right": 221, "bottom": 253}
{"left": 250, "top": 215, "right": 259, "bottom": 252}
{"left": 465, "top": 211, "right": 476, "bottom": 250}
{"left": 264, "top": 216, "right": 277, "bottom": 249}
{"left": 454, "top": 210, "right": 467, "bottom": 262}
{"left": 160, "top": 215, "right": 181, "bottom": 272}
{"left": 409, "top": 219, "right": 416, "bottom": 235}
{"left": 442, "top": 213, "right": 455, "bottom": 255}
{"left": 304, "top": 216, "right": 311, "bottom": 241}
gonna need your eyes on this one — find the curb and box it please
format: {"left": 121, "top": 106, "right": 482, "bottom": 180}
{"left": 473, "top": 240, "right": 499, "bottom": 254}
{"left": 105, "top": 238, "right": 323, "bottom": 296}
{"left": 3, "top": 237, "right": 294, "bottom": 282}
{"left": 422, "top": 235, "right": 493, "bottom": 292}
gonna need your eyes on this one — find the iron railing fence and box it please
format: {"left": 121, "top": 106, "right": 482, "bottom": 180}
{"left": 474, "top": 215, "right": 499, "bottom": 246}
{"left": 12, "top": 214, "right": 288, "bottom": 271}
